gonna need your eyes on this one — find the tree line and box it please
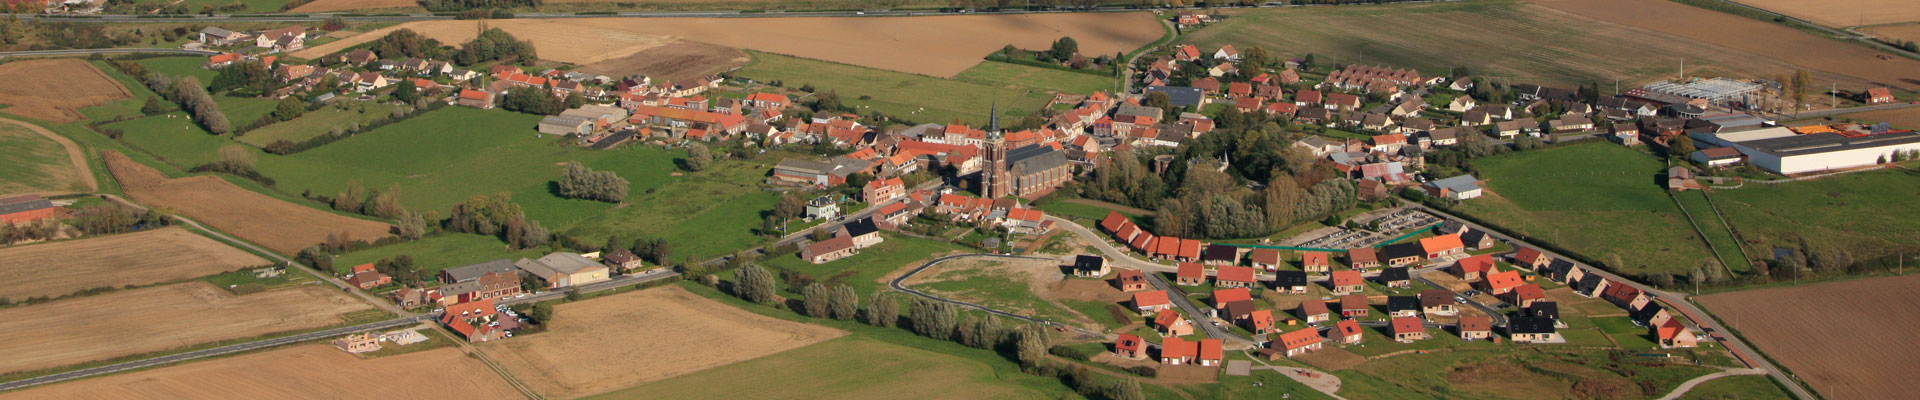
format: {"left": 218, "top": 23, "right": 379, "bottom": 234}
{"left": 447, "top": 193, "right": 550, "bottom": 250}
{"left": 1081, "top": 121, "right": 1358, "bottom": 240}
{"left": 110, "top": 60, "right": 231, "bottom": 135}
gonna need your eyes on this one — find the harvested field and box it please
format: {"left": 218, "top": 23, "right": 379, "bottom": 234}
{"left": 0, "top": 117, "right": 92, "bottom": 197}
{"left": 1697, "top": 274, "right": 1920, "bottom": 400}
{"left": 286, "top": 0, "right": 412, "bottom": 12}
{"left": 578, "top": 39, "right": 748, "bottom": 83}
{"left": 1839, "top": 106, "right": 1920, "bottom": 129}
{"left": 1531, "top": 0, "right": 1920, "bottom": 90}
{"left": 0, "top": 227, "right": 266, "bottom": 300}
{"left": 103, "top": 150, "right": 392, "bottom": 255}
{"left": 1731, "top": 0, "right": 1920, "bottom": 27}
{"left": 481, "top": 286, "right": 845, "bottom": 399}
{"left": 1863, "top": 24, "right": 1920, "bottom": 47}
{"left": 0, "top": 345, "right": 519, "bottom": 400}
{"left": 0, "top": 59, "right": 131, "bottom": 122}
{"left": 298, "top": 13, "right": 1163, "bottom": 77}
{"left": 0, "top": 282, "right": 371, "bottom": 375}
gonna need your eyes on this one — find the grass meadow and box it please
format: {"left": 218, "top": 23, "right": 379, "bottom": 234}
{"left": 1707, "top": 168, "right": 1920, "bottom": 271}
{"left": 763, "top": 233, "right": 967, "bottom": 297}
{"left": 237, "top": 102, "right": 402, "bottom": 146}
{"left": 1451, "top": 142, "right": 1716, "bottom": 278}
{"left": 0, "top": 122, "right": 80, "bottom": 195}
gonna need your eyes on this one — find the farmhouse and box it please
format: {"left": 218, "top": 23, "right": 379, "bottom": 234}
{"left": 1134, "top": 290, "right": 1172, "bottom": 315}
{"left": 1154, "top": 309, "right": 1193, "bottom": 336}
{"left": 456, "top": 90, "right": 495, "bottom": 109}
{"left": 1299, "top": 299, "right": 1331, "bottom": 324}
{"left": 802, "top": 236, "right": 857, "bottom": 264}
{"left": 515, "top": 253, "right": 612, "bottom": 289}
{"left": 1113, "top": 269, "right": 1149, "bottom": 292}
{"left": 1458, "top": 316, "right": 1493, "bottom": 340}
{"left": 345, "top": 264, "right": 391, "bottom": 290}
{"left": 442, "top": 299, "right": 514, "bottom": 342}
{"left": 1391, "top": 317, "right": 1428, "bottom": 341}
{"left": 1508, "top": 317, "right": 1560, "bottom": 343}
{"left": 1264, "top": 328, "right": 1324, "bottom": 360}
{"left": 1331, "top": 319, "right": 1363, "bottom": 344}
{"left": 1330, "top": 271, "right": 1364, "bottom": 295}
{"left": 1114, "top": 334, "right": 1147, "bottom": 359}
{"left": 0, "top": 194, "right": 60, "bottom": 224}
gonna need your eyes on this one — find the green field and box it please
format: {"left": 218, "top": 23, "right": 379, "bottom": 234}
{"left": 0, "top": 123, "right": 81, "bottom": 195}
{"left": 331, "top": 233, "right": 546, "bottom": 275}
{"left": 104, "top": 112, "right": 233, "bottom": 168}
{"left": 955, "top": 61, "right": 1117, "bottom": 95}
{"left": 733, "top": 51, "right": 1056, "bottom": 125}
{"left": 238, "top": 102, "right": 402, "bottom": 146}
{"left": 215, "top": 95, "right": 280, "bottom": 128}
{"left": 1679, "top": 374, "right": 1792, "bottom": 400}
{"left": 1334, "top": 348, "right": 1718, "bottom": 400}
{"left": 1707, "top": 169, "right": 1920, "bottom": 271}
{"left": 1180, "top": 0, "right": 1790, "bottom": 87}
{"left": 906, "top": 258, "right": 1086, "bottom": 324}
{"left": 135, "top": 56, "right": 217, "bottom": 83}
{"left": 1673, "top": 190, "right": 1753, "bottom": 273}
{"left": 174, "top": 0, "right": 292, "bottom": 14}
{"left": 1451, "top": 142, "right": 1715, "bottom": 278}
{"left": 588, "top": 335, "right": 1064, "bottom": 399}
{"left": 763, "top": 233, "right": 966, "bottom": 297}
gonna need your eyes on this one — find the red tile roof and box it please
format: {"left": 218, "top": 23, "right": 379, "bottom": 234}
{"left": 1336, "top": 318, "right": 1362, "bottom": 337}
{"left": 1116, "top": 333, "right": 1145, "bottom": 352}
{"left": 1216, "top": 266, "right": 1256, "bottom": 283}
{"left": 1198, "top": 339, "right": 1223, "bottom": 361}
{"left": 1277, "top": 327, "right": 1322, "bottom": 351}
{"left": 1484, "top": 270, "right": 1523, "bottom": 292}
{"left": 1100, "top": 211, "right": 1128, "bottom": 232}
{"left": 1302, "top": 251, "right": 1331, "bottom": 267}
{"left": 1134, "top": 290, "right": 1170, "bottom": 308}
{"left": 1513, "top": 284, "right": 1546, "bottom": 303}
{"left": 1249, "top": 249, "right": 1282, "bottom": 265}
{"left": 1176, "top": 262, "right": 1204, "bottom": 280}
{"left": 1153, "top": 309, "right": 1184, "bottom": 328}
{"left": 1302, "top": 299, "right": 1329, "bottom": 316}
{"left": 1250, "top": 309, "right": 1275, "bottom": 329}
{"left": 1657, "top": 319, "right": 1686, "bottom": 340}
{"left": 1420, "top": 234, "right": 1465, "bottom": 254}
{"left": 1459, "top": 315, "right": 1492, "bottom": 332}
{"left": 1456, "top": 254, "right": 1496, "bottom": 275}
{"left": 1212, "top": 288, "right": 1252, "bottom": 305}
{"left": 1391, "top": 316, "right": 1424, "bottom": 336}
{"left": 1514, "top": 246, "right": 1547, "bottom": 265}
{"left": 1162, "top": 337, "right": 1193, "bottom": 360}
{"left": 1156, "top": 236, "right": 1181, "bottom": 256}
{"left": 1179, "top": 239, "right": 1203, "bottom": 259}
{"left": 1331, "top": 270, "right": 1362, "bottom": 287}
{"left": 1341, "top": 294, "right": 1367, "bottom": 311}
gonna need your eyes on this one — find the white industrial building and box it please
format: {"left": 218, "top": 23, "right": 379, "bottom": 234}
{"left": 1692, "top": 128, "right": 1920, "bottom": 175}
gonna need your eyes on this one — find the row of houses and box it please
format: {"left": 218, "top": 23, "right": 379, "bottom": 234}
{"left": 1515, "top": 247, "right": 1698, "bottom": 348}
{"left": 196, "top": 26, "right": 309, "bottom": 53}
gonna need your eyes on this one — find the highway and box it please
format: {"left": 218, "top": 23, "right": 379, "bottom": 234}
{"left": 1402, "top": 200, "right": 1817, "bottom": 400}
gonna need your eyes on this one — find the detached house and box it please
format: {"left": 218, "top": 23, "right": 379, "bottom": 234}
{"left": 1656, "top": 319, "right": 1697, "bottom": 348}
{"left": 1347, "top": 247, "right": 1380, "bottom": 270}
{"left": 1330, "top": 271, "right": 1364, "bottom": 295}
{"left": 1509, "top": 317, "right": 1560, "bottom": 343}
{"left": 1420, "top": 289, "right": 1459, "bottom": 316}
{"left": 1453, "top": 254, "right": 1498, "bottom": 281}
{"left": 1176, "top": 262, "right": 1206, "bottom": 286}
{"left": 1264, "top": 328, "right": 1324, "bottom": 360}
{"left": 1331, "top": 318, "right": 1364, "bottom": 344}
{"left": 1481, "top": 270, "right": 1523, "bottom": 296}
{"left": 1113, "top": 269, "right": 1149, "bottom": 292}
{"left": 1272, "top": 270, "right": 1308, "bottom": 294}
{"left": 1459, "top": 316, "right": 1493, "bottom": 340}
{"left": 1215, "top": 266, "right": 1257, "bottom": 289}
{"left": 1339, "top": 294, "right": 1369, "bottom": 318}
{"left": 1115, "top": 334, "right": 1148, "bottom": 359}
{"left": 1299, "top": 299, "right": 1331, "bottom": 324}
{"left": 1391, "top": 316, "right": 1428, "bottom": 341}
{"left": 1301, "top": 251, "right": 1332, "bottom": 274}
{"left": 1512, "top": 247, "right": 1552, "bottom": 271}
{"left": 1134, "top": 290, "right": 1173, "bottom": 315}
{"left": 1250, "top": 248, "right": 1283, "bottom": 271}
{"left": 1420, "top": 234, "right": 1466, "bottom": 259}
{"left": 1154, "top": 309, "right": 1193, "bottom": 336}
{"left": 1070, "top": 255, "right": 1109, "bottom": 278}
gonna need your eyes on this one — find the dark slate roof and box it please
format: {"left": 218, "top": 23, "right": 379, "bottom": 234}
{"left": 443, "top": 259, "right": 517, "bottom": 283}
{"left": 1143, "top": 86, "right": 1205, "bottom": 107}
{"left": 1576, "top": 275, "right": 1605, "bottom": 293}
{"left": 1272, "top": 270, "right": 1307, "bottom": 286}
{"left": 1201, "top": 244, "right": 1239, "bottom": 263}
{"left": 1007, "top": 144, "right": 1070, "bottom": 177}
{"left": 843, "top": 217, "right": 880, "bottom": 238}
{"left": 1073, "top": 255, "right": 1105, "bottom": 271}
{"left": 1739, "top": 131, "right": 1920, "bottom": 157}
{"left": 1632, "top": 302, "right": 1665, "bottom": 322}
{"left": 1379, "top": 266, "right": 1410, "bottom": 282}
{"left": 1459, "top": 229, "right": 1488, "bottom": 246}
{"left": 1524, "top": 301, "right": 1560, "bottom": 320}
{"left": 1387, "top": 296, "right": 1420, "bottom": 313}
{"left": 1509, "top": 316, "right": 1557, "bottom": 334}
{"left": 1381, "top": 242, "right": 1425, "bottom": 261}
{"left": 1548, "top": 260, "right": 1576, "bottom": 281}
{"left": 0, "top": 196, "right": 53, "bottom": 215}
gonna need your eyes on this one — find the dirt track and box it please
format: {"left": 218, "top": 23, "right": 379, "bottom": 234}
{"left": 0, "top": 59, "right": 131, "bottom": 123}
{"left": 103, "top": 150, "right": 393, "bottom": 255}
{"left": 0, "top": 282, "right": 371, "bottom": 375}
{"left": 0, "top": 227, "right": 266, "bottom": 300}
{"left": 0, "top": 345, "right": 521, "bottom": 400}
{"left": 1697, "top": 274, "right": 1920, "bottom": 400}
{"left": 298, "top": 13, "right": 1163, "bottom": 77}
{"left": 0, "top": 117, "right": 94, "bottom": 196}
{"left": 480, "top": 286, "right": 845, "bottom": 398}
{"left": 1531, "top": 0, "right": 1920, "bottom": 90}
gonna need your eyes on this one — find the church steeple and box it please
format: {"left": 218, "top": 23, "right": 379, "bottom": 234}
{"left": 988, "top": 101, "right": 1000, "bottom": 134}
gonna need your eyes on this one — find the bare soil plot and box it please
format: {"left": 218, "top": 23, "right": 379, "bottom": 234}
{"left": 104, "top": 151, "right": 392, "bottom": 255}
{"left": 1048, "top": 277, "right": 1128, "bottom": 303}
{"left": 0, "top": 117, "right": 93, "bottom": 197}
{"left": 0, "top": 227, "right": 266, "bottom": 300}
{"left": 300, "top": 13, "right": 1163, "bottom": 77}
{"left": 1839, "top": 106, "right": 1920, "bottom": 129}
{"left": 578, "top": 39, "right": 749, "bottom": 83}
{"left": 480, "top": 286, "right": 846, "bottom": 399}
{"left": 1696, "top": 274, "right": 1920, "bottom": 400}
{"left": 0, "top": 59, "right": 131, "bottom": 122}
{"left": 0, "top": 345, "right": 519, "bottom": 400}
{"left": 0, "top": 282, "right": 372, "bottom": 375}
{"left": 1863, "top": 24, "right": 1920, "bottom": 47}
{"left": 1731, "top": 0, "right": 1920, "bottom": 27}
{"left": 286, "top": 0, "right": 413, "bottom": 13}
{"left": 1531, "top": 0, "right": 1920, "bottom": 90}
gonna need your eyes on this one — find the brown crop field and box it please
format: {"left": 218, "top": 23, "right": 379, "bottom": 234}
{"left": 0, "top": 227, "right": 266, "bottom": 300}
{"left": 0, "top": 59, "right": 131, "bottom": 122}
{"left": 104, "top": 151, "right": 392, "bottom": 255}
{"left": 1838, "top": 107, "right": 1920, "bottom": 129}
{"left": 298, "top": 13, "right": 1163, "bottom": 77}
{"left": 287, "top": 0, "right": 413, "bottom": 13}
{"left": 1697, "top": 274, "right": 1920, "bottom": 400}
{"left": 0, "top": 282, "right": 372, "bottom": 375}
{"left": 0, "top": 345, "right": 520, "bottom": 399}
{"left": 1531, "top": 0, "right": 1920, "bottom": 90}
{"left": 1864, "top": 24, "right": 1920, "bottom": 48}
{"left": 1731, "top": 0, "right": 1920, "bottom": 27}
{"left": 480, "top": 286, "right": 846, "bottom": 398}
{"left": 578, "top": 39, "right": 749, "bottom": 83}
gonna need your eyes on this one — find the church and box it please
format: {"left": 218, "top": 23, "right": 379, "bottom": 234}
{"left": 980, "top": 105, "right": 1074, "bottom": 199}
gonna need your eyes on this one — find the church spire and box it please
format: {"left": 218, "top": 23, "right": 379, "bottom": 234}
{"left": 988, "top": 101, "right": 1000, "bottom": 134}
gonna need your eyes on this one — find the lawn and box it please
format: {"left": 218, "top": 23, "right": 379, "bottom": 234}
{"left": 954, "top": 61, "right": 1117, "bottom": 95}
{"left": 135, "top": 56, "right": 216, "bottom": 83}
{"left": 237, "top": 102, "right": 403, "bottom": 146}
{"left": 103, "top": 112, "right": 233, "bottom": 169}
{"left": 906, "top": 260, "right": 1085, "bottom": 324}
{"left": 1034, "top": 199, "right": 1140, "bottom": 222}
{"left": 586, "top": 335, "right": 1063, "bottom": 399}
{"left": 1590, "top": 315, "right": 1661, "bottom": 350}
{"left": 1450, "top": 142, "right": 1716, "bottom": 279}
{"left": 1707, "top": 169, "right": 1920, "bottom": 273}
{"left": 1679, "top": 374, "right": 1792, "bottom": 400}
{"left": 330, "top": 233, "right": 547, "bottom": 275}
{"left": 174, "top": 0, "right": 292, "bottom": 13}
{"left": 1336, "top": 347, "right": 1719, "bottom": 400}
{"left": 733, "top": 51, "right": 1057, "bottom": 126}
{"left": 216, "top": 95, "right": 279, "bottom": 128}
{"left": 1181, "top": 0, "right": 1798, "bottom": 87}
{"left": 763, "top": 233, "right": 967, "bottom": 297}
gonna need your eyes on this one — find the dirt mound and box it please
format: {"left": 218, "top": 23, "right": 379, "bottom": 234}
{"left": 104, "top": 150, "right": 393, "bottom": 254}
{"left": 0, "top": 59, "right": 131, "bottom": 122}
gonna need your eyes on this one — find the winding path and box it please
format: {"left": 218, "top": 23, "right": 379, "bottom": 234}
{"left": 0, "top": 117, "right": 97, "bottom": 196}
{"left": 1654, "top": 368, "right": 1766, "bottom": 400}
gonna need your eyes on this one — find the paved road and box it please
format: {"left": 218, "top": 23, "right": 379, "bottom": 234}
{"left": 887, "top": 253, "right": 1105, "bottom": 338}
{"left": 0, "top": 48, "right": 217, "bottom": 58}
{"left": 1402, "top": 200, "right": 1817, "bottom": 400}
{"left": 0, "top": 315, "right": 425, "bottom": 392}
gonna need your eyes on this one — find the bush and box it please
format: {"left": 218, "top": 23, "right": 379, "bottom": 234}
{"left": 1126, "top": 366, "right": 1158, "bottom": 377}
{"left": 1049, "top": 345, "right": 1094, "bottom": 361}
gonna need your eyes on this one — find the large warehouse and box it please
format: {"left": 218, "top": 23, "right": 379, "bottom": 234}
{"left": 1697, "top": 129, "right": 1920, "bottom": 175}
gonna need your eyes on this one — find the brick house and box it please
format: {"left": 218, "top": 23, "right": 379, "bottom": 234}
{"left": 1512, "top": 247, "right": 1551, "bottom": 272}
{"left": 1134, "top": 290, "right": 1173, "bottom": 315}
{"left": 1391, "top": 316, "right": 1428, "bottom": 341}
{"left": 1481, "top": 270, "right": 1523, "bottom": 296}
{"left": 1379, "top": 266, "right": 1411, "bottom": 289}
{"left": 802, "top": 236, "right": 858, "bottom": 264}
{"left": 1114, "top": 334, "right": 1148, "bottom": 359}
{"left": 1330, "top": 270, "right": 1364, "bottom": 295}
{"left": 1113, "top": 269, "right": 1149, "bottom": 292}
{"left": 1249, "top": 248, "right": 1283, "bottom": 271}
{"left": 1458, "top": 316, "right": 1493, "bottom": 340}
{"left": 0, "top": 195, "right": 60, "bottom": 224}
{"left": 1264, "top": 328, "right": 1324, "bottom": 360}
{"left": 1271, "top": 270, "right": 1307, "bottom": 294}
{"left": 1420, "top": 289, "right": 1458, "bottom": 316}
{"left": 1340, "top": 294, "right": 1369, "bottom": 318}
{"left": 1331, "top": 318, "right": 1363, "bottom": 344}
{"left": 1301, "top": 251, "right": 1332, "bottom": 274}
{"left": 1215, "top": 266, "right": 1257, "bottom": 289}
{"left": 1347, "top": 247, "right": 1380, "bottom": 270}
{"left": 1453, "top": 254, "right": 1498, "bottom": 281}
{"left": 1656, "top": 319, "right": 1697, "bottom": 348}
{"left": 1420, "top": 234, "right": 1466, "bottom": 259}
{"left": 1176, "top": 262, "right": 1206, "bottom": 286}
{"left": 1299, "top": 299, "right": 1331, "bottom": 324}
{"left": 1153, "top": 309, "right": 1193, "bottom": 336}
{"left": 862, "top": 177, "right": 905, "bottom": 203}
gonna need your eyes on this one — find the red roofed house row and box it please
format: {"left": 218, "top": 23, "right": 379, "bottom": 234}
{"left": 1214, "top": 266, "right": 1257, "bottom": 289}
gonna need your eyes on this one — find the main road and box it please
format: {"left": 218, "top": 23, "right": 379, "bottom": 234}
{"left": 1402, "top": 200, "right": 1817, "bottom": 400}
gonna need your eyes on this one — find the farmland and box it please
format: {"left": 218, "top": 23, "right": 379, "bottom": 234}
{"left": 577, "top": 39, "right": 749, "bottom": 83}
{"left": 1334, "top": 349, "right": 1720, "bottom": 400}
{"left": 1838, "top": 107, "right": 1920, "bottom": 129}
{"left": 1706, "top": 169, "right": 1920, "bottom": 272}
{"left": 0, "top": 345, "right": 521, "bottom": 399}
{"left": 1730, "top": 0, "right": 1920, "bottom": 27}
{"left": 105, "top": 150, "right": 395, "bottom": 255}
{"left": 287, "top": 0, "right": 413, "bottom": 12}
{"left": 1530, "top": 0, "right": 1920, "bottom": 90}
{"left": 0, "top": 227, "right": 267, "bottom": 300}
{"left": 298, "top": 13, "right": 1163, "bottom": 78}
{"left": 1863, "top": 24, "right": 1920, "bottom": 48}
{"left": 235, "top": 102, "right": 403, "bottom": 146}
{"left": 735, "top": 51, "right": 1056, "bottom": 125}
{"left": 479, "top": 286, "right": 846, "bottom": 398}
{"left": 0, "top": 119, "right": 86, "bottom": 196}
{"left": 1697, "top": 274, "right": 1920, "bottom": 400}
{"left": 0, "top": 59, "right": 132, "bottom": 123}
{"left": 1451, "top": 142, "right": 1717, "bottom": 277}
{"left": 765, "top": 233, "right": 969, "bottom": 297}
{"left": 0, "top": 282, "right": 372, "bottom": 375}
{"left": 586, "top": 336, "right": 1056, "bottom": 400}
